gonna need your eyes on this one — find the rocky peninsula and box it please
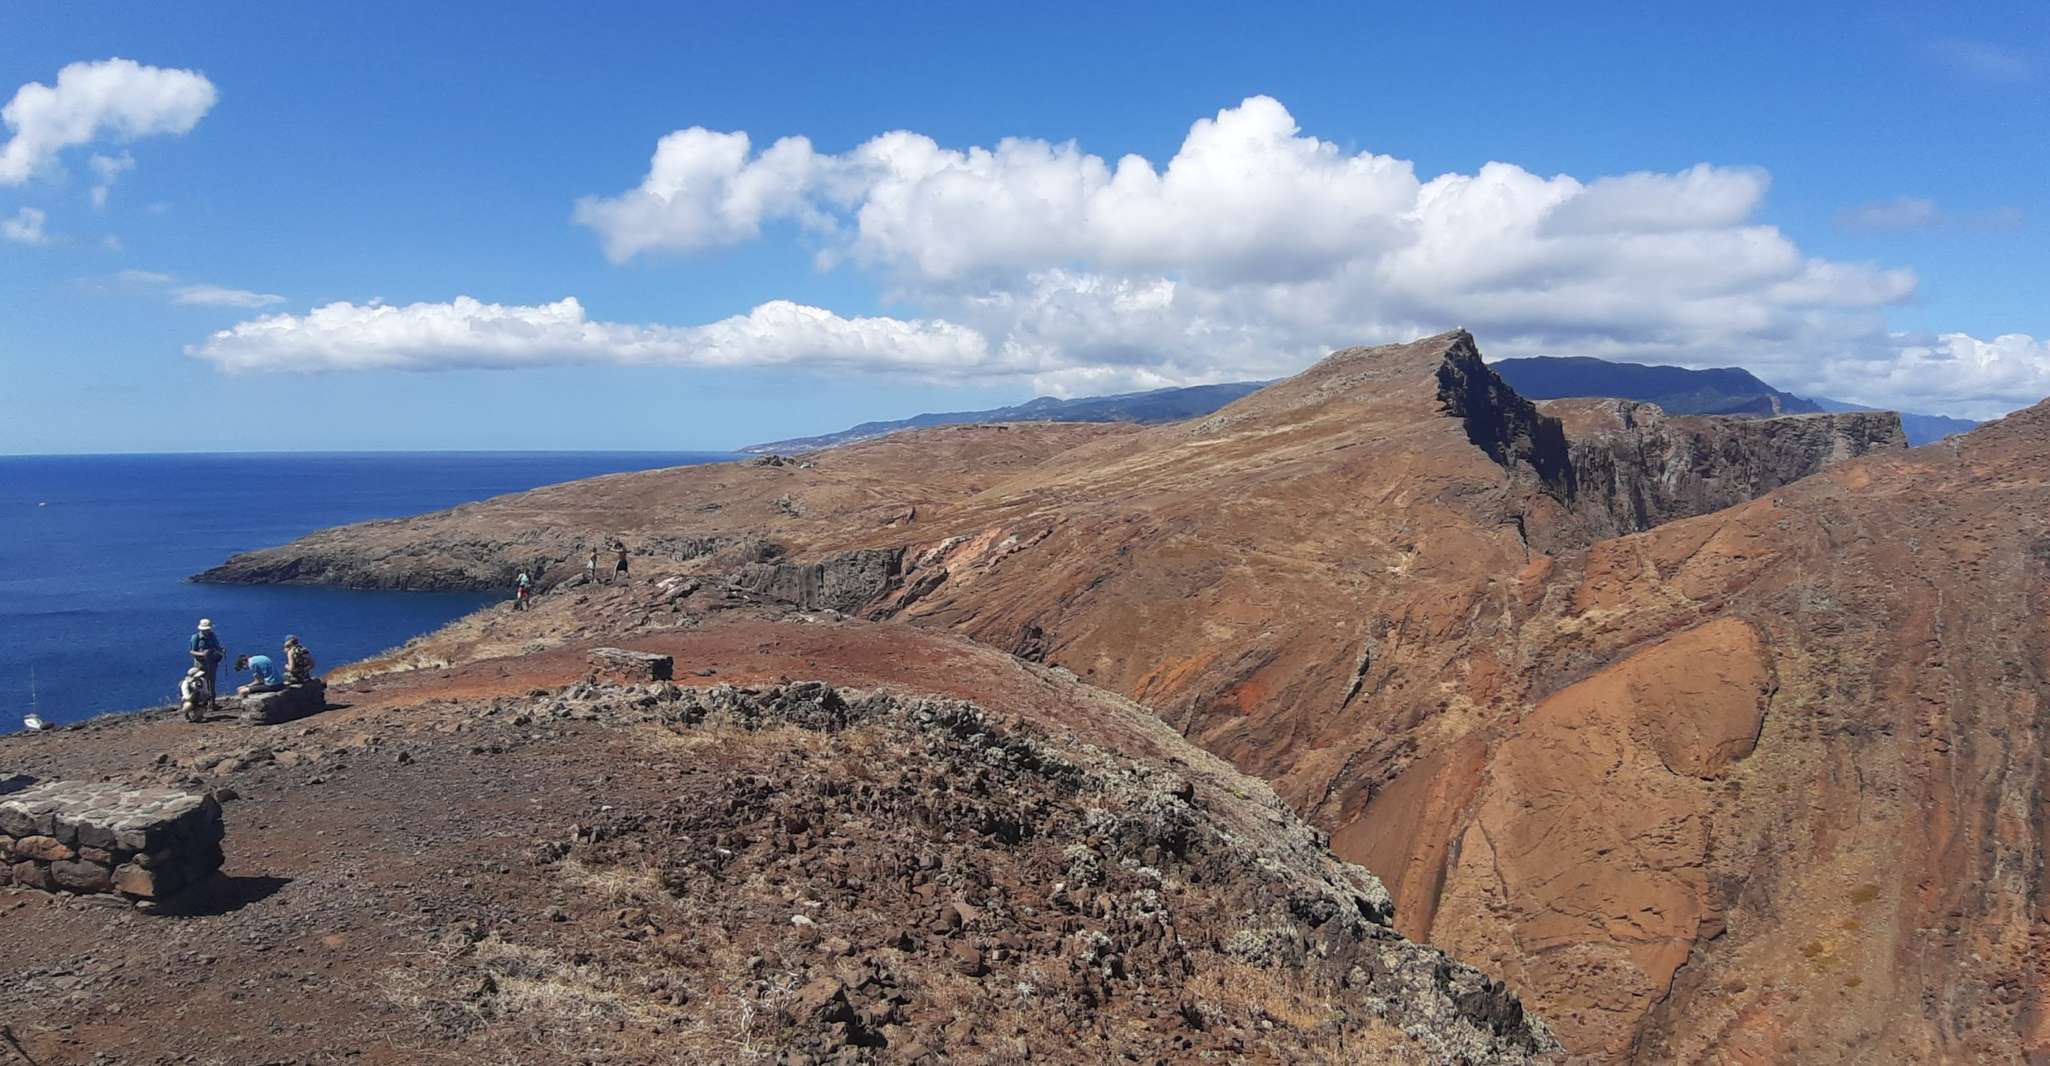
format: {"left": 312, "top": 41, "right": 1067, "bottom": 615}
{"left": 24, "top": 330, "right": 2050, "bottom": 1062}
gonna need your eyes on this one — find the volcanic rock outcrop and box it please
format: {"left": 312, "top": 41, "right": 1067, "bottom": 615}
{"left": 1540, "top": 397, "right": 1907, "bottom": 535}
{"left": 0, "top": 612, "right": 1556, "bottom": 1064}
{"left": 191, "top": 329, "right": 2050, "bottom": 1063}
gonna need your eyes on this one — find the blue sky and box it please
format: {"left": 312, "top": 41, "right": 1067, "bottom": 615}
{"left": 2, "top": 2, "right": 2045, "bottom": 453}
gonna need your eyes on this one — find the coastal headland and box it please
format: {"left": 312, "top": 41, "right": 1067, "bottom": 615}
{"left": 15, "top": 330, "right": 2050, "bottom": 1062}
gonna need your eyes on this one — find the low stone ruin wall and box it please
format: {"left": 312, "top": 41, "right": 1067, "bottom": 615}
{"left": 0, "top": 781, "right": 225, "bottom": 902}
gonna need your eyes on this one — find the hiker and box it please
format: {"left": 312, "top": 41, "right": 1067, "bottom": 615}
{"left": 613, "top": 541, "right": 630, "bottom": 583}
{"left": 283, "top": 635, "right": 316, "bottom": 684}
{"left": 188, "top": 618, "right": 224, "bottom": 711}
{"left": 514, "top": 570, "right": 532, "bottom": 611}
{"left": 179, "top": 666, "right": 210, "bottom": 723}
{"left": 586, "top": 546, "right": 599, "bottom": 585}
{"left": 234, "top": 652, "right": 284, "bottom": 696}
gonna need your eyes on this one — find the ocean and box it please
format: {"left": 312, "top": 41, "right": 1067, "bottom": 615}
{"left": 0, "top": 452, "right": 737, "bottom": 729}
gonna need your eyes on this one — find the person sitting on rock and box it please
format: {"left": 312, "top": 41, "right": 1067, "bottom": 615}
{"left": 180, "top": 665, "right": 211, "bottom": 723}
{"left": 283, "top": 635, "right": 315, "bottom": 684}
{"left": 234, "top": 652, "right": 285, "bottom": 695}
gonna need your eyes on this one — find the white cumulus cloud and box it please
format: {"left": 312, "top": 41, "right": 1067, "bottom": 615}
{"left": 561, "top": 96, "right": 2048, "bottom": 416}
{"left": 187, "top": 296, "right": 1008, "bottom": 376}
{"left": 1816, "top": 333, "right": 2050, "bottom": 420}
{"left": 571, "top": 128, "right": 823, "bottom": 262}
{"left": 2, "top": 206, "right": 50, "bottom": 245}
{"left": 0, "top": 58, "right": 217, "bottom": 187}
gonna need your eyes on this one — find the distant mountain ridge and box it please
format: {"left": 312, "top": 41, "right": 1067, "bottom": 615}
{"left": 742, "top": 382, "right": 1267, "bottom": 453}
{"left": 750, "top": 354, "right": 1976, "bottom": 453}
{"left": 1490, "top": 356, "right": 1823, "bottom": 417}
{"left": 1492, "top": 356, "right": 1976, "bottom": 445}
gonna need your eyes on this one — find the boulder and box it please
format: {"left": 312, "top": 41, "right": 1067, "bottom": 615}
{"left": 50, "top": 858, "right": 113, "bottom": 893}
{"left": 238, "top": 680, "right": 329, "bottom": 725}
{"left": 590, "top": 648, "right": 673, "bottom": 683}
{"left": 12, "top": 835, "right": 72, "bottom": 862}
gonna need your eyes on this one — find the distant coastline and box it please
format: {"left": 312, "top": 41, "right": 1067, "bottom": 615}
{"left": 2, "top": 451, "right": 739, "bottom": 728}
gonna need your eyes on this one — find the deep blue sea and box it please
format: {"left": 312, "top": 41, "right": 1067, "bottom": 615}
{"left": 0, "top": 452, "right": 736, "bottom": 729}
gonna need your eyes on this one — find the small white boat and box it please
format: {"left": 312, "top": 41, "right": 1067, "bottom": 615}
{"left": 23, "top": 667, "right": 45, "bottom": 730}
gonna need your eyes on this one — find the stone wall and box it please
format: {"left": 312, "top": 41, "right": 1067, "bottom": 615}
{"left": 0, "top": 781, "right": 225, "bottom": 901}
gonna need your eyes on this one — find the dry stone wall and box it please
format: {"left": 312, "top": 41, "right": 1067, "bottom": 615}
{"left": 0, "top": 781, "right": 224, "bottom": 901}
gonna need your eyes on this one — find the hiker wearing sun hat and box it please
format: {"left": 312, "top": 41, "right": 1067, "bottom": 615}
{"left": 188, "top": 618, "right": 224, "bottom": 713}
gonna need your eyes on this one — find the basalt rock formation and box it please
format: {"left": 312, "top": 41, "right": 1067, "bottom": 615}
{"left": 1494, "top": 354, "right": 1979, "bottom": 445}
{"left": 1541, "top": 397, "right": 1906, "bottom": 535}
{"left": 186, "top": 329, "right": 2050, "bottom": 1063}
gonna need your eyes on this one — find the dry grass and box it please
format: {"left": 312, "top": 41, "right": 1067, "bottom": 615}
{"left": 380, "top": 932, "right": 679, "bottom": 1061}
{"left": 1183, "top": 958, "right": 1421, "bottom": 1065}
{"left": 641, "top": 718, "right": 843, "bottom": 763}
{"left": 328, "top": 651, "right": 455, "bottom": 684}
{"left": 558, "top": 857, "right": 666, "bottom": 905}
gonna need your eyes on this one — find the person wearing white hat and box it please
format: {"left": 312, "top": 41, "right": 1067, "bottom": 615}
{"left": 188, "top": 618, "right": 224, "bottom": 714}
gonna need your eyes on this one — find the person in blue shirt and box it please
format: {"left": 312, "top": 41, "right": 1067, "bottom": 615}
{"left": 188, "top": 618, "right": 223, "bottom": 711}
{"left": 234, "top": 652, "right": 284, "bottom": 695}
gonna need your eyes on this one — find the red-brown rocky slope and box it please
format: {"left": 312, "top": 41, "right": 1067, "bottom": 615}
{"left": 0, "top": 614, "right": 1556, "bottom": 1065}
{"left": 1372, "top": 403, "right": 2050, "bottom": 1062}
{"left": 191, "top": 330, "right": 1971, "bottom": 1062}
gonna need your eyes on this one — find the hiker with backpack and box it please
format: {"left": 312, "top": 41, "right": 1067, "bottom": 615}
{"left": 284, "top": 635, "right": 316, "bottom": 684}
{"left": 188, "top": 619, "right": 224, "bottom": 713}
